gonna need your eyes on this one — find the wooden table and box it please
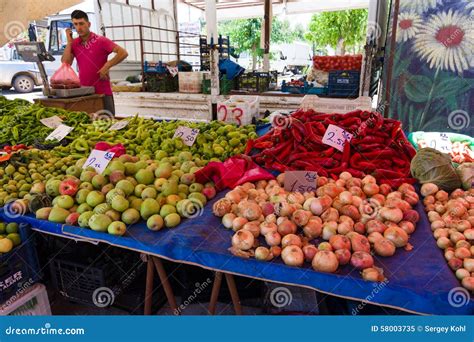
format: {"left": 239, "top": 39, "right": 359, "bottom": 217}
{"left": 34, "top": 94, "right": 104, "bottom": 114}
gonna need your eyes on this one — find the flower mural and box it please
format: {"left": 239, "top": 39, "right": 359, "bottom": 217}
{"left": 385, "top": 0, "right": 473, "bottom": 134}
{"left": 399, "top": 0, "right": 444, "bottom": 13}
{"left": 414, "top": 10, "right": 474, "bottom": 74}
{"left": 396, "top": 12, "right": 422, "bottom": 43}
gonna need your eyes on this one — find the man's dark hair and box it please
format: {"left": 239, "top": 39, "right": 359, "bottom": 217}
{"left": 71, "top": 10, "right": 89, "bottom": 21}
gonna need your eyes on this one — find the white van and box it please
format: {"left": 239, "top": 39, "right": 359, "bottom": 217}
{"left": 271, "top": 42, "right": 312, "bottom": 75}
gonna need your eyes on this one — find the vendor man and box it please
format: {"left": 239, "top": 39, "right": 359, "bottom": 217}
{"left": 62, "top": 10, "right": 128, "bottom": 115}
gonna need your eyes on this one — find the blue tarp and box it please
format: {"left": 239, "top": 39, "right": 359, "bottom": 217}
{"left": 1, "top": 192, "right": 473, "bottom": 315}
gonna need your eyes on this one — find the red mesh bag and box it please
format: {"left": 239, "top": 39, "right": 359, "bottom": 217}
{"left": 50, "top": 63, "right": 81, "bottom": 89}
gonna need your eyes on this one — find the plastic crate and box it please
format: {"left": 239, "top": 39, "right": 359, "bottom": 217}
{"left": 0, "top": 283, "right": 51, "bottom": 315}
{"left": 0, "top": 223, "right": 40, "bottom": 304}
{"left": 299, "top": 95, "right": 372, "bottom": 114}
{"left": 217, "top": 96, "right": 260, "bottom": 126}
{"left": 144, "top": 61, "right": 168, "bottom": 74}
{"left": 327, "top": 70, "right": 360, "bottom": 98}
{"left": 145, "top": 73, "right": 178, "bottom": 92}
{"left": 202, "top": 76, "right": 237, "bottom": 95}
{"left": 281, "top": 81, "right": 328, "bottom": 95}
{"left": 49, "top": 250, "right": 144, "bottom": 305}
{"left": 238, "top": 72, "right": 277, "bottom": 93}
{"left": 178, "top": 71, "right": 203, "bottom": 93}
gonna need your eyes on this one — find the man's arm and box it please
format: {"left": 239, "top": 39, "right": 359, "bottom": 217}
{"left": 61, "top": 28, "right": 74, "bottom": 65}
{"left": 98, "top": 45, "right": 128, "bottom": 80}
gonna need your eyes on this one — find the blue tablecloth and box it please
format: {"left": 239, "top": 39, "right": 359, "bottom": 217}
{"left": 2, "top": 193, "right": 473, "bottom": 315}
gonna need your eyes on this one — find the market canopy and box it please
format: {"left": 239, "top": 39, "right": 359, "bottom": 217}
{"left": 181, "top": 0, "right": 370, "bottom": 20}
{"left": 0, "top": 0, "right": 82, "bottom": 46}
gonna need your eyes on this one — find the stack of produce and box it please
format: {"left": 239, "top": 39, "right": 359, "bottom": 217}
{"left": 312, "top": 55, "right": 362, "bottom": 72}
{"left": 213, "top": 172, "right": 419, "bottom": 281}
{"left": 247, "top": 110, "right": 416, "bottom": 188}
{"left": 0, "top": 149, "right": 78, "bottom": 205}
{"left": 8, "top": 151, "right": 216, "bottom": 235}
{"left": 0, "top": 97, "right": 90, "bottom": 146}
{"left": 52, "top": 117, "right": 257, "bottom": 161}
{"left": 0, "top": 221, "right": 21, "bottom": 254}
{"left": 420, "top": 183, "right": 474, "bottom": 291}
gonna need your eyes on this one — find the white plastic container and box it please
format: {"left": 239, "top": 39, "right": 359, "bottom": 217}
{"left": 0, "top": 283, "right": 51, "bottom": 316}
{"left": 178, "top": 72, "right": 203, "bottom": 93}
{"left": 299, "top": 95, "right": 372, "bottom": 114}
{"left": 217, "top": 96, "right": 260, "bottom": 126}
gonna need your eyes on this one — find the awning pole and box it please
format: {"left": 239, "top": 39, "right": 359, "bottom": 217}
{"left": 206, "top": 0, "right": 220, "bottom": 102}
{"left": 262, "top": 0, "right": 271, "bottom": 72}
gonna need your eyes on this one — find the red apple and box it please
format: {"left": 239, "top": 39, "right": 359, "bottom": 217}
{"left": 202, "top": 186, "right": 216, "bottom": 200}
{"left": 65, "top": 212, "right": 80, "bottom": 225}
{"left": 59, "top": 179, "right": 79, "bottom": 196}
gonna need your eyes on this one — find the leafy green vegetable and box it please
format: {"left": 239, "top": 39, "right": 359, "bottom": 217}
{"left": 410, "top": 148, "right": 462, "bottom": 191}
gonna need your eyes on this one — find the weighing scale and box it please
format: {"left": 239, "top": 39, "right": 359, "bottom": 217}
{"left": 15, "top": 42, "right": 95, "bottom": 98}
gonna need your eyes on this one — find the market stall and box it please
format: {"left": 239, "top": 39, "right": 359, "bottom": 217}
{"left": 1, "top": 191, "right": 472, "bottom": 315}
{"left": 0, "top": 93, "right": 472, "bottom": 316}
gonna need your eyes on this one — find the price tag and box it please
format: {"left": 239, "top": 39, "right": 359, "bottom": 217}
{"left": 109, "top": 120, "right": 129, "bottom": 131}
{"left": 173, "top": 126, "right": 199, "bottom": 146}
{"left": 40, "top": 116, "right": 63, "bottom": 129}
{"left": 284, "top": 171, "right": 318, "bottom": 193}
{"left": 45, "top": 124, "right": 73, "bottom": 142}
{"left": 82, "top": 150, "right": 115, "bottom": 174}
{"left": 423, "top": 133, "right": 452, "bottom": 153}
{"left": 168, "top": 66, "right": 179, "bottom": 77}
{"left": 322, "top": 124, "right": 353, "bottom": 152}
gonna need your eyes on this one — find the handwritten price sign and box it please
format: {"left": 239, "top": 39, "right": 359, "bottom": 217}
{"left": 40, "top": 115, "right": 63, "bottom": 129}
{"left": 322, "top": 124, "right": 353, "bottom": 152}
{"left": 217, "top": 104, "right": 244, "bottom": 126}
{"left": 284, "top": 171, "right": 318, "bottom": 193}
{"left": 45, "top": 124, "right": 73, "bottom": 142}
{"left": 173, "top": 126, "right": 200, "bottom": 146}
{"left": 83, "top": 150, "right": 115, "bottom": 174}
{"left": 109, "top": 120, "right": 129, "bottom": 131}
{"left": 423, "top": 133, "right": 451, "bottom": 153}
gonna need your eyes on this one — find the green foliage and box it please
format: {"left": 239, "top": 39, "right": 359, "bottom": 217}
{"left": 219, "top": 17, "right": 306, "bottom": 67}
{"left": 305, "top": 9, "right": 368, "bottom": 53}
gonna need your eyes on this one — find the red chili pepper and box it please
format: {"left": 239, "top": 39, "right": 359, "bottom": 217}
{"left": 360, "top": 149, "right": 395, "bottom": 160}
{"left": 254, "top": 141, "right": 273, "bottom": 149}
{"left": 342, "top": 142, "right": 351, "bottom": 163}
{"left": 3, "top": 145, "right": 11, "bottom": 152}
{"left": 346, "top": 168, "right": 365, "bottom": 178}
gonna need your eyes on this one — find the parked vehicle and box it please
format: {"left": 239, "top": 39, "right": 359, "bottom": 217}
{"left": 271, "top": 42, "right": 312, "bottom": 75}
{"left": 0, "top": 0, "right": 177, "bottom": 92}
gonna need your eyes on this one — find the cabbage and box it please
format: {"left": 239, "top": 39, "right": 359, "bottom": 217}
{"left": 456, "top": 163, "right": 474, "bottom": 190}
{"left": 410, "top": 148, "right": 461, "bottom": 192}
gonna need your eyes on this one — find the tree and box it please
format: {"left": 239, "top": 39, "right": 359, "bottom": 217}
{"left": 219, "top": 17, "right": 305, "bottom": 70}
{"left": 305, "top": 9, "right": 368, "bottom": 55}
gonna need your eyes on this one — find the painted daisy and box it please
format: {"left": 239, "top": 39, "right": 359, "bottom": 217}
{"left": 400, "top": 0, "right": 443, "bottom": 13}
{"left": 396, "top": 12, "right": 423, "bottom": 42}
{"left": 414, "top": 10, "right": 474, "bottom": 73}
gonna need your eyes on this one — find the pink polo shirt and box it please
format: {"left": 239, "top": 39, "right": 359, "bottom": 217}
{"left": 71, "top": 32, "right": 116, "bottom": 95}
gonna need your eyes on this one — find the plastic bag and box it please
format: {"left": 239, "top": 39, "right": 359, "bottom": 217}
{"left": 50, "top": 63, "right": 81, "bottom": 89}
{"left": 195, "top": 155, "right": 274, "bottom": 191}
{"left": 456, "top": 163, "right": 474, "bottom": 190}
{"left": 94, "top": 142, "right": 126, "bottom": 158}
{"left": 410, "top": 148, "right": 462, "bottom": 191}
